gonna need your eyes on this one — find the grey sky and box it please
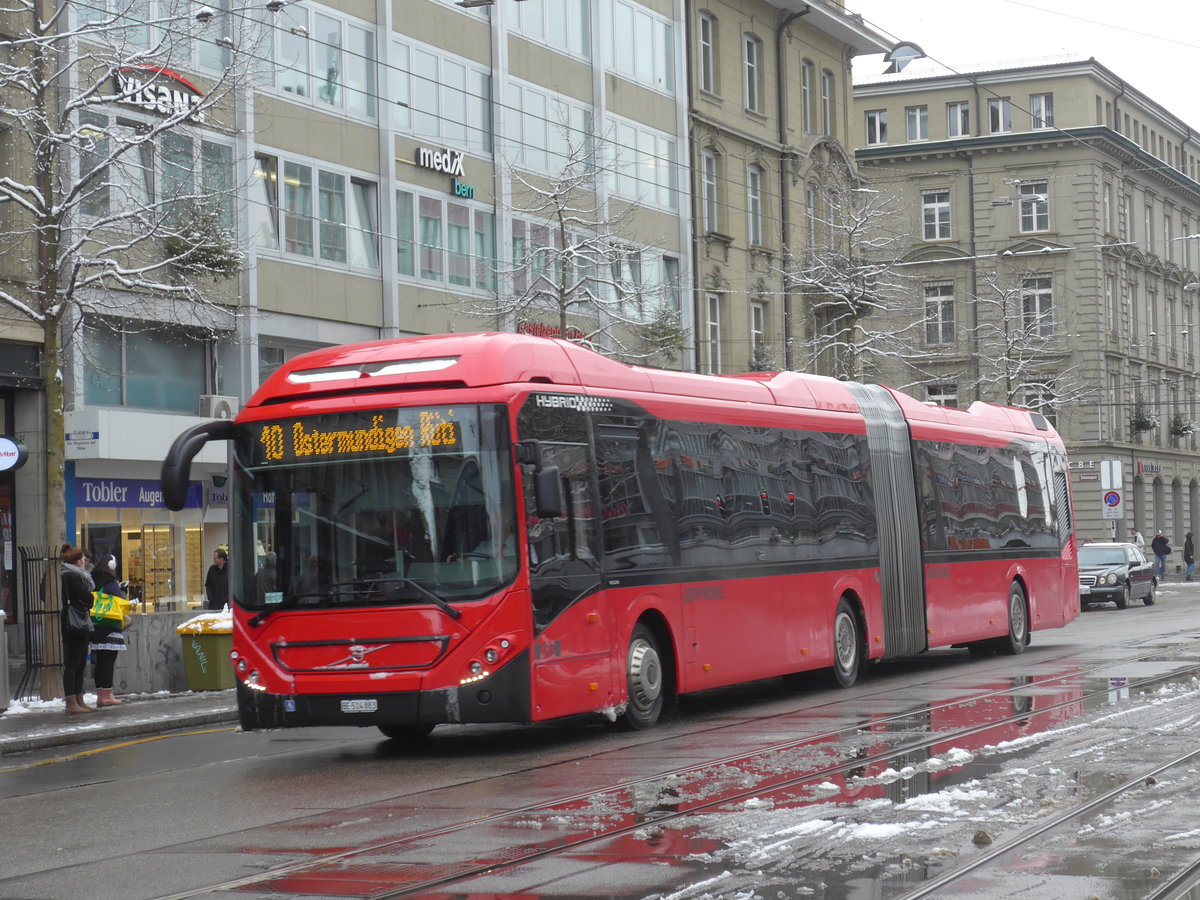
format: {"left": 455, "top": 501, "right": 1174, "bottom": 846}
{"left": 848, "top": 0, "right": 1200, "bottom": 129}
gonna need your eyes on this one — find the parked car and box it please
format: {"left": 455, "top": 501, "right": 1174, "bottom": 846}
{"left": 1078, "top": 542, "right": 1156, "bottom": 609}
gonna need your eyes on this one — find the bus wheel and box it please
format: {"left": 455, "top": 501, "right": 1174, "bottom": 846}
{"left": 621, "top": 624, "right": 664, "bottom": 730}
{"left": 998, "top": 582, "right": 1028, "bottom": 656}
{"left": 378, "top": 723, "right": 435, "bottom": 741}
{"left": 831, "top": 599, "right": 862, "bottom": 688}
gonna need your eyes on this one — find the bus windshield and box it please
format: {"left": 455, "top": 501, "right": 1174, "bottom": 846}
{"left": 229, "top": 404, "right": 515, "bottom": 612}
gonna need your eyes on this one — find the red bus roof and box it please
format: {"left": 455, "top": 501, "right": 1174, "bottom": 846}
{"left": 249, "top": 332, "right": 1055, "bottom": 439}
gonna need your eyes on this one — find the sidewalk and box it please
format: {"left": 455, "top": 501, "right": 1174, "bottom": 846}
{"left": 0, "top": 689, "right": 238, "bottom": 755}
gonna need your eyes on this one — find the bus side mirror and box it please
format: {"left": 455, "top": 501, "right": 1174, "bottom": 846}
{"left": 535, "top": 466, "right": 564, "bottom": 519}
{"left": 161, "top": 420, "right": 235, "bottom": 511}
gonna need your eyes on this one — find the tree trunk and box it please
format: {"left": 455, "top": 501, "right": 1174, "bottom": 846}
{"left": 39, "top": 319, "right": 65, "bottom": 700}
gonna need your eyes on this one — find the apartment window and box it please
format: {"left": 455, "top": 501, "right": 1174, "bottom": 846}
{"left": 275, "top": 6, "right": 376, "bottom": 118}
{"left": 801, "top": 60, "right": 813, "bottom": 132}
{"left": 706, "top": 293, "right": 722, "bottom": 374}
{"left": 698, "top": 13, "right": 716, "bottom": 93}
{"left": 1024, "top": 378, "right": 1056, "bottom": 426}
{"left": 1105, "top": 273, "right": 1118, "bottom": 331}
{"left": 396, "top": 41, "right": 493, "bottom": 155}
{"left": 747, "top": 165, "right": 763, "bottom": 245}
{"left": 927, "top": 381, "right": 958, "bottom": 408}
{"left": 821, "top": 70, "right": 833, "bottom": 135}
{"left": 805, "top": 182, "right": 817, "bottom": 248}
{"left": 743, "top": 35, "right": 763, "bottom": 112}
{"left": 702, "top": 150, "right": 719, "bottom": 233}
{"left": 865, "top": 109, "right": 888, "bottom": 145}
{"left": 1019, "top": 180, "right": 1049, "bottom": 232}
{"left": 1030, "top": 93, "right": 1054, "bottom": 129}
{"left": 922, "top": 189, "right": 951, "bottom": 240}
{"left": 398, "top": 188, "right": 494, "bottom": 290}
{"left": 947, "top": 101, "right": 969, "bottom": 137}
{"left": 603, "top": 0, "right": 675, "bottom": 93}
{"left": 255, "top": 153, "right": 378, "bottom": 270}
{"left": 1104, "top": 181, "right": 1114, "bottom": 234}
{"left": 988, "top": 98, "right": 1012, "bottom": 134}
{"left": 1165, "top": 213, "right": 1173, "bottom": 261}
{"left": 751, "top": 301, "right": 766, "bottom": 357}
{"left": 1121, "top": 193, "right": 1132, "bottom": 240}
{"left": 1022, "top": 275, "right": 1054, "bottom": 337}
{"left": 924, "top": 282, "right": 955, "bottom": 345}
{"left": 608, "top": 116, "right": 678, "bottom": 211}
{"left": 1145, "top": 204, "right": 1154, "bottom": 251}
{"left": 84, "top": 320, "right": 208, "bottom": 412}
{"left": 906, "top": 105, "right": 928, "bottom": 141}
{"left": 510, "top": 0, "right": 591, "bottom": 59}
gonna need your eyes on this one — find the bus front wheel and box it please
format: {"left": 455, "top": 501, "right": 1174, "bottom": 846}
{"left": 621, "top": 624, "right": 664, "bottom": 730}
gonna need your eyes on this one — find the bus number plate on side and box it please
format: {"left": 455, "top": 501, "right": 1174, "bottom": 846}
{"left": 340, "top": 699, "right": 378, "bottom": 713}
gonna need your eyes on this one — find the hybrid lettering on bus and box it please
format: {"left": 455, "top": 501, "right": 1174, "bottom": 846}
{"left": 160, "top": 333, "right": 1079, "bottom": 738}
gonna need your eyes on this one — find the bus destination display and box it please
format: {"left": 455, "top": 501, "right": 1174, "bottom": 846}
{"left": 256, "top": 409, "right": 459, "bottom": 464}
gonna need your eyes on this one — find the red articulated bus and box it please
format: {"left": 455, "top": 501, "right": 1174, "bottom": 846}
{"left": 161, "top": 332, "right": 1079, "bottom": 738}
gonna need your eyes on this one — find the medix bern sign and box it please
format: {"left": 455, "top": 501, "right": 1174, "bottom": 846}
{"left": 114, "top": 66, "right": 204, "bottom": 120}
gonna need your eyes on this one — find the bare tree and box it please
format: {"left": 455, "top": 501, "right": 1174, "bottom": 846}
{"left": 783, "top": 155, "right": 917, "bottom": 382}
{"left": 0, "top": 0, "right": 252, "bottom": 695}
{"left": 459, "top": 117, "right": 687, "bottom": 367}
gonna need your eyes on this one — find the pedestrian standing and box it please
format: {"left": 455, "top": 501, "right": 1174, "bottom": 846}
{"left": 60, "top": 545, "right": 97, "bottom": 714}
{"left": 204, "top": 547, "right": 229, "bottom": 610}
{"left": 1151, "top": 530, "right": 1171, "bottom": 578}
{"left": 1185, "top": 533, "right": 1195, "bottom": 582}
{"left": 89, "top": 554, "right": 131, "bottom": 707}
{"left": 1129, "top": 527, "right": 1145, "bottom": 549}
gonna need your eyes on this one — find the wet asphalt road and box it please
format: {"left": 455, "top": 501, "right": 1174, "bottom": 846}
{"left": 3, "top": 583, "right": 1200, "bottom": 900}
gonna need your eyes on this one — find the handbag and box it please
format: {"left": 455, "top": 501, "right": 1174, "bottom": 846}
{"left": 66, "top": 603, "right": 94, "bottom": 635}
{"left": 91, "top": 589, "right": 131, "bottom": 625}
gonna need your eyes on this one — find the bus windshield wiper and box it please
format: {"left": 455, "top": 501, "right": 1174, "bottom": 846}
{"left": 366, "top": 575, "right": 462, "bottom": 619}
{"left": 248, "top": 589, "right": 329, "bottom": 627}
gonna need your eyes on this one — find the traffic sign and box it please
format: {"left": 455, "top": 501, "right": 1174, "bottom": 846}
{"left": 1102, "top": 489, "right": 1123, "bottom": 520}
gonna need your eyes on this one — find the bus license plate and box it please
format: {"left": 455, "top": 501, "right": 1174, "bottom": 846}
{"left": 341, "top": 699, "right": 378, "bottom": 713}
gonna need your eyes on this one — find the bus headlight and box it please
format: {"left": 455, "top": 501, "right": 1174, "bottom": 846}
{"left": 484, "top": 648, "right": 499, "bottom": 664}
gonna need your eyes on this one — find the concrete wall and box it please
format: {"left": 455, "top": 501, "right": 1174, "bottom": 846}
{"left": 110, "top": 611, "right": 209, "bottom": 695}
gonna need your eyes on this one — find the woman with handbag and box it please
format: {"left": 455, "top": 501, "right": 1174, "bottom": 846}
{"left": 89, "top": 554, "right": 132, "bottom": 707}
{"left": 60, "top": 545, "right": 97, "bottom": 714}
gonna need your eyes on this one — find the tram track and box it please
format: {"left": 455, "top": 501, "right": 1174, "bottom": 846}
{"left": 155, "top": 631, "right": 1200, "bottom": 899}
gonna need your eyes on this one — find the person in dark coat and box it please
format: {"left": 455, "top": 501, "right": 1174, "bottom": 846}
{"left": 1185, "top": 533, "right": 1195, "bottom": 582}
{"left": 89, "top": 554, "right": 130, "bottom": 707}
{"left": 1151, "top": 530, "right": 1171, "bottom": 578}
{"left": 205, "top": 548, "right": 229, "bottom": 610}
{"left": 60, "top": 544, "right": 97, "bottom": 714}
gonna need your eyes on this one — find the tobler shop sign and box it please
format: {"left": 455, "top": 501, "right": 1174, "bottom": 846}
{"left": 113, "top": 65, "right": 205, "bottom": 120}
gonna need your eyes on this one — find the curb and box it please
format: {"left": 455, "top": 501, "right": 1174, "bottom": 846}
{"left": 0, "top": 708, "right": 240, "bottom": 756}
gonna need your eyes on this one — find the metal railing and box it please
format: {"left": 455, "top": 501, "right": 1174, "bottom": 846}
{"left": 14, "top": 547, "right": 62, "bottom": 701}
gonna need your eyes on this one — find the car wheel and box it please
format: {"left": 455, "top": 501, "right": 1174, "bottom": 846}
{"left": 831, "top": 599, "right": 863, "bottom": 687}
{"left": 998, "top": 582, "right": 1028, "bottom": 656}
{"left": 1116, "top": 584, "right": 1130, "bottom": 609}
{"left": 620, "top": 623, "right": 665, "bottom": 730}
{"left": 1144, "top": 579, "right": 1157, "bottom": 606}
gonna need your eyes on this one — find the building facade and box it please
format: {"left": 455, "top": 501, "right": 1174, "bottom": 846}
{"left": 853, "top": 59, "right": 1200, "bottom": 545}
{"left": 686, "top": 0, "right": 890, "bottom": 374}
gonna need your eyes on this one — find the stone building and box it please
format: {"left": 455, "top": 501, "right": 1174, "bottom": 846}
{"left": 854, "top": 58, "right": 1200, "bottom": 545}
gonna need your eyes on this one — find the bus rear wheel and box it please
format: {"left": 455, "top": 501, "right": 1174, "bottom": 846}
{"left": 831, "top": 599, "right": 863, "bottom": 688}
{"left": 998, "top": 582, "right": 1028, "bottom": 656}
{"left": 621, "top": 624, "right": 664, "bottom": 730}
{"left": 378, "top": 723, "right": 435, "bottom": 741}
